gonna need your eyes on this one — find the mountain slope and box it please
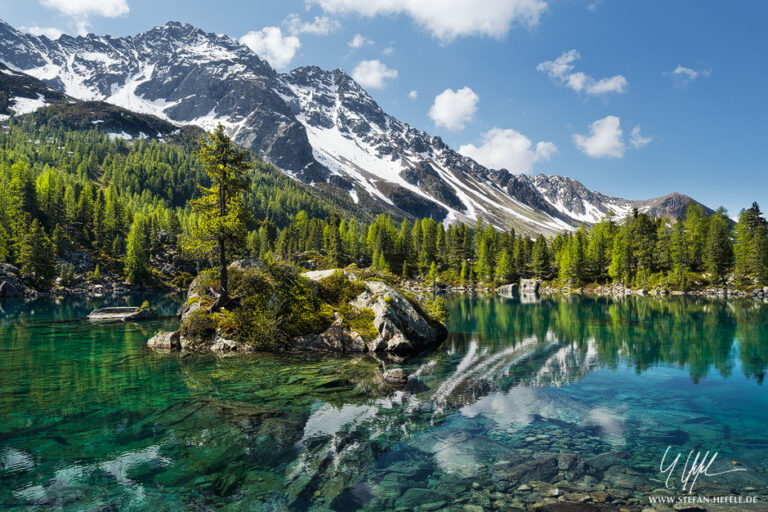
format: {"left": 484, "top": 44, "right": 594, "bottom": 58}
{"left": 0, "top": 19, "right": 711, "bottom": 234}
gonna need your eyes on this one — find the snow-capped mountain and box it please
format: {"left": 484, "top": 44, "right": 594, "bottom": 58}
{"left": 0, "top": 19, "right": 710, "bottom": 234}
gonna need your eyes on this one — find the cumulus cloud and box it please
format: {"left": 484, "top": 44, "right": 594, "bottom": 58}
{"left": 573, "top": 115, "right": 625, "bottom": 158}
{"left": 459, "top": 128, "right": 557, "bottom": 173}
{"left": 629, "top": 126, "right": 652, "bottom": 148}
{"left": 41, "top": 0, "right": 129, "bottom": 17}
{"left": 285, "top": 14, "right": 339, "bottom": 35}
{"left": 351, "top": 60, "right": 398, "bottom": 88}
{"left": 20, "top": 25, "right": 64, "bottom": 39}
{"left": 308, "top": 0, "right": 548, "bottom": 42}
{"left": 40, "top": 0, "right": 129, "bottom": 35}
{"left": 348, "top": 33, "right": 373, "bottom": 48}
{"left": 428, "top": 87, "right": 478, "bottom": 131}
{"left": 408, "top": 90, "right": 418, "bottom": 99}
{"left": 537, "top": 50, "right": 627, "bottom": 96}
{"left": 668, "top": 65, "right": 711, "bottom": 87}
{"left": 240, "top": 27, "right": 300, "bottom": 69}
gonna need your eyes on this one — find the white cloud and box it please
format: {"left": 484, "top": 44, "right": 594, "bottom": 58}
{"left": 240, "top": 27, "right": 300, "bottom": 69}
{"left": 537, "top": 50, "right": 627, "bottom": 96}
{"left": 408, "top": 90, "right": 418, "bottom": 99}
{"left": 382, "top": 47, "right": 394, "bottom": 55}
{"left": 351, "top": 59, "right": 398, "bottom": 88}
{"left": 428, "top": 86, "right": 478, "bottom": 131}
{"left": 20, "top": 25, "right": 64, "bottom": 39}
{"left": 629, "top": 126, "right": 652, "bottom": 148}
{"left": 668, "top": 65, "right": 711, "bottom": 87}
{"left": 459, "top": 128, "right": 557, "bottom": 173}
{"left": 309, "top": 0, "right": 548, "bottom": 42}
{"left": 573, "top": 115, "right": 625, "bottom": 158}
{"left": 348, "top": 33, "right": 373, "bottom": 48}
{"left": 285, "top": 14, "right": 339, "bottom": 35}
{"left": 40, "top": 0, "right": 129, "bottom": 17}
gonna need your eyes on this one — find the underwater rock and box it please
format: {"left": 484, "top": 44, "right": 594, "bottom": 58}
{"left": 382, "top": 368, "right": 408, "bottom": 385}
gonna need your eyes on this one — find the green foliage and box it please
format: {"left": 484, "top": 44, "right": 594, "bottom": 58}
{"left": 18, "top": 219, "right": 56, "bottom": 289}
{"left": 339, "top": 306, "right": 378, "bottom": 342}
{"left": 180, "top": 309, "right": 217, "bottom": 343}
{"left": 317, "top": 270, "right": 366, "bottom": 305}
{"left": 424, "top": 295, "right": 448, "bottom": 324}
{"left": 228, "top": 262, "right": 335, "bottom": 347}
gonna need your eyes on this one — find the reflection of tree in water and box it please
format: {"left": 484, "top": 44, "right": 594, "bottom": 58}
{"left": 445, "top": 294, "right": 768, "bottom": 383}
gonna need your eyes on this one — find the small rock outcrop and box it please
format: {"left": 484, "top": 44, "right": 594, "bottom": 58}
{"left": 88, "top": 306, "right": 158, "bottom": 322}
{"left": 150, "top": 267, "right": 448, "bottom": 354}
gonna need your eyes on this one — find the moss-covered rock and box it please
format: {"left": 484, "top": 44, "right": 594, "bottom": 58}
{"left": 149, "top": 263, "right": 447, "bottom": 353}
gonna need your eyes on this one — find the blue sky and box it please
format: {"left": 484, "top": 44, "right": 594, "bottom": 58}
{"left": 1, "top": 0, "right": 766, "bottom": 216}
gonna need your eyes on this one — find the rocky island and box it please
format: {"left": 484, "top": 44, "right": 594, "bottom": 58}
{"left": 148, "top": 262, "right": 448, "bottom": 354}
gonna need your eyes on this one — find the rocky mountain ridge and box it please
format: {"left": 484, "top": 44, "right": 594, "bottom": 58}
{"left": 0, "top": 19, "right": 711, "bottom": 234}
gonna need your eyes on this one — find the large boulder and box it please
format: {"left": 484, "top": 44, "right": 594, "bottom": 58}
{"left": 0, "top": 263, "right": 25, "bottom": 298}
{"left": 520, "top": 278, "right": 540, "bottom": 294}
{"left": 351, "top": 280, "right": 447, "bottom": 353}
{"left": 147, "top": 330, "right": 180, "bottom": 350}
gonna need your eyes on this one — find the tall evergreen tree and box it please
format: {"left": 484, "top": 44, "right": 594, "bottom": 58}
{"left": 185, "top": 125, "right": 252, "bottom": 310}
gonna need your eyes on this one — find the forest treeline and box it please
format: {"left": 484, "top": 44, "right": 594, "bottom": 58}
{"left": 1, "top": 119, "right": 766, "bottom": 292}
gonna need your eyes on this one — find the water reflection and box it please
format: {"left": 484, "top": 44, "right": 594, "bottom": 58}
{"left": 1, "top": 294, "right": 767, "bottom": 511}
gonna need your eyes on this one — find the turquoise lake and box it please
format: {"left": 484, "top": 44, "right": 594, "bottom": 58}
{"left": 1, "top": 294, "right": 768, "bottom": 511}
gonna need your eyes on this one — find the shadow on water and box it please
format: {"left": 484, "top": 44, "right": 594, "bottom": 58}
{"left": 1, "top": 293, "right": 768, "bottom": 510}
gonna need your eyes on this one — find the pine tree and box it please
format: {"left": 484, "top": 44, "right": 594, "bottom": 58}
{"left": 184, "top": 124, "right": 252, "bottom": 310}
{"left": 495, "top": 249, "right": 513, "bottom": 284}
{"left": 531, "top": 235, "right": 550, "bottom": 279}
{"left": 704, "top": 208, "right": 733, "bottom": 286}
{"left": 125, "top": 214, "right": 150, "bottom": 284}
{"left": 18, "top": 219, "right": 55, "bottom": 289}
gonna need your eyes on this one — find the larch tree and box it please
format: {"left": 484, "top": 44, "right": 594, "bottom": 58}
{"left": 185, "top": 124, "right": 253, "bottom": 310}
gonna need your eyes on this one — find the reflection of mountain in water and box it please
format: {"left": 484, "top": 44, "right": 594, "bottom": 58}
{"left": 279, "top": 294, "right": 768, "bottom": 509}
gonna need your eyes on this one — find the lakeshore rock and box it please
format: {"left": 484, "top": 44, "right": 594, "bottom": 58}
{"left": 0, "top": 264, "right": 25, "bottom": 298}
{"left": 520, "top": 279, "right": 540, "bottom": 294}
{"left": 350, "top": 280, "right": 447, "bottom": 353}
{"left": 147, "top": 330, "right": 180, "bottom": 350}
{"left": 88, "top": 306, "right": 158, "bottom": 322}
{"left": 497, "top": 283, "right": 519, "bottom": 297}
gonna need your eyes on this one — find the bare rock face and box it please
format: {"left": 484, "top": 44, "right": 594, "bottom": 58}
{"left": 351, "top": 280, "right": 447, "bottom": 353}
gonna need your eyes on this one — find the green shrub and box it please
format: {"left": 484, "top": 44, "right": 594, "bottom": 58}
{"left": 317, "top": 271, "right": 366, "bottom": 305}
{"left": 180, "top": 309, "right": 217, "bottom": 342}
{"left": 339, "top": 305, "right": 378, "bottom": 342}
